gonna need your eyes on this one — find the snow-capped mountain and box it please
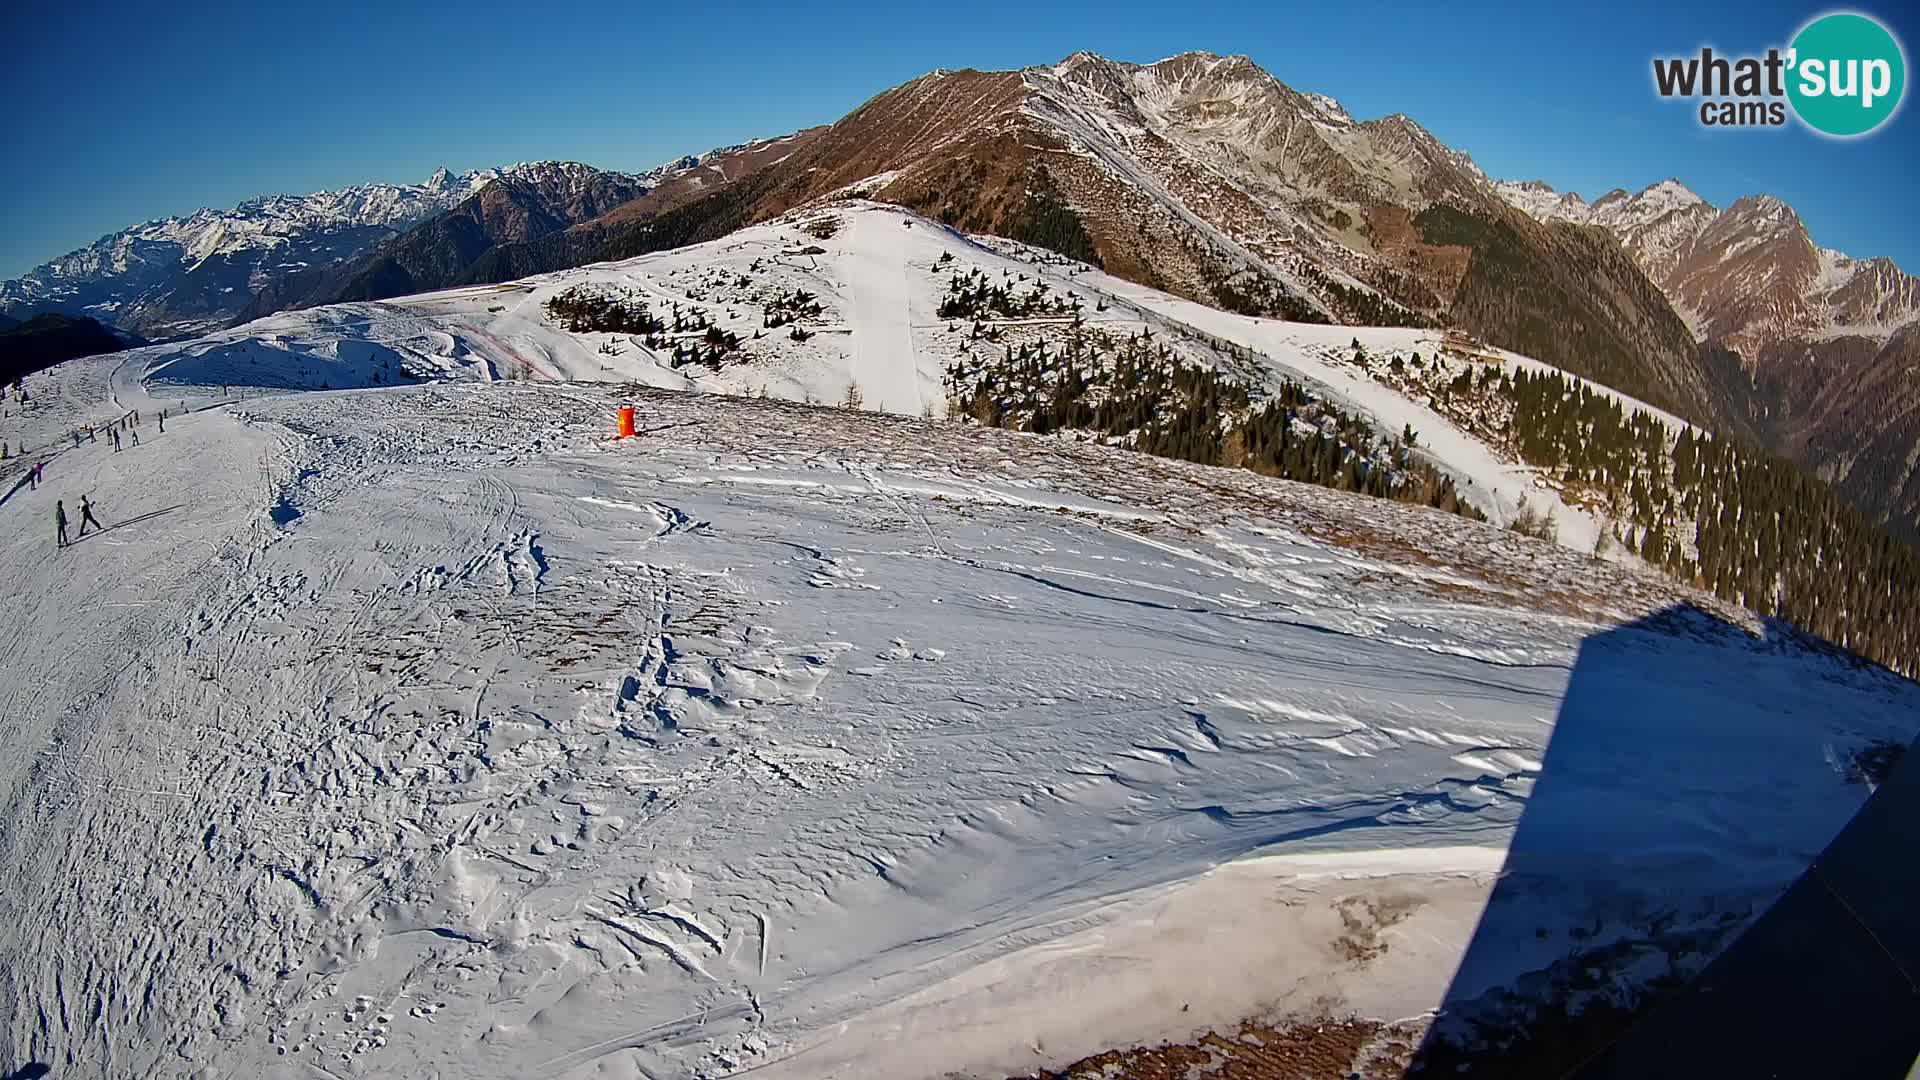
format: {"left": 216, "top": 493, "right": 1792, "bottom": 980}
{"left": 0, "top": 163, "right": 646, "bottom": 341}
{"left": 1495, "top": 177, "right": 1920, "bottom": 534}
{"left": 1494, "top": 179, "right": 1722, "bottom": 320}
{"left": 1494, "top": 178, "right": 1920, "bottom": 348}
{"left": 545, "top": 51, "right": 1713, "bottom": 442}
{"left": 237, "top": 138, "right": 825, "bottom": 319}
{"left": 238, "top": 161, "right": 656, "bottom": 316}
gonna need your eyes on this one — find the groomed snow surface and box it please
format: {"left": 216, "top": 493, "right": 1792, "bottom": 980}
{"left": 2, "top": 205, "right": 1917, "bottom": 1079}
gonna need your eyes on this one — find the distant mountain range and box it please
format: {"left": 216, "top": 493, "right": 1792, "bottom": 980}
{"left": 1492, "top": 177, "right": 1920, "bottom": 533}
{"left": 1, "top": 167, "right": 502, "bottom": 339}
{"left": 4, "top": 50, "right": 1916, "bottom": 537}
{"left": 0, "top": 145, "right": 824, "bottom": 344}
{"left": 237, "top": 138, "right": 817, "bottom": 318}
{"left": 0, "top": 156, "right": 715, "bottom": 341}
{"left": 235, "top": 161, "right": 651, "bottom": 317}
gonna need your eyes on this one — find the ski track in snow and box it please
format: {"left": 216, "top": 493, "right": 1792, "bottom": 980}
{"left": 0, "top": 216, "right": 1917, "bottom": 1079}
{"left": 843, "top": 210, "right": 924, "bottom": 417}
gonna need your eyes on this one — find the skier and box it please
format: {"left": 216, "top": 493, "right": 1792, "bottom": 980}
{"left": 111, "top": 428, "right": 121, "bottom": 452}
{"left": 131, "top": 428, "right": 140, "bottom": 448}
{"left": 28, "top": 462, "right": 39, "bottom": 491}
{"left": 55, "top": 501, "right": 68, "bottom": 547}
{"left": 78, "top": 495, "right": 102, "bottom": 537}
{"left": 88, "top": 426, "right": 96, "bottom": 444}
{"left": 72, "top": 431, "right": 80, "bottom": 448}
{"left": 158, "top": 410, "right": 165, "bottom": 433}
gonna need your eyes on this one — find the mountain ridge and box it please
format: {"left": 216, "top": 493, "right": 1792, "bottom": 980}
{"left": 1493, "top": 174, "right": 1920, "bottom": 535}
{"left": 236, "top": 161, "right": 654, "bottom": 316}
{"left": 0, "top": 160, "right": 671, "bottom": 341}
{"left": 0, "top": 166, "right": 506, "bottom": 338}
{"left": 9, "top": 49, "right": 1918, "bottom": 535}
{"left": 540, "top": 49, "right": 1729, "bottom": 435}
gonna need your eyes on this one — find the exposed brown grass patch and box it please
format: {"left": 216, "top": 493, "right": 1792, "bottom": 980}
{"left": 1013, "top": 1017, "right": 1421, "bottom": 1080}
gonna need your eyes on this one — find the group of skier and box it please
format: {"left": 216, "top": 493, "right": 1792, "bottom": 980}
{"left": 52, "top": 412, "right": 153, "bottom": 547}
{"left": 9, "top": 405, "right": 177, "bottom": 550}
{"left": 68, "top": 409, "right": 154, "bottom": 454}
{"left": 1, "top": 366, "right": 206, "bottom": 552}
{"left": 54, "top": 495, "right": 103, "bottom": 547}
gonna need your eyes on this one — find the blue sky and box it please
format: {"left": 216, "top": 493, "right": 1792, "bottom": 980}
{"left": 4, "top": 0, "right": 1916, "bottom": 280}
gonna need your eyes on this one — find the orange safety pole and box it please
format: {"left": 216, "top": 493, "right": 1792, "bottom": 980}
{"left": 617, "top": 406, "right": 636, "bottom": 438}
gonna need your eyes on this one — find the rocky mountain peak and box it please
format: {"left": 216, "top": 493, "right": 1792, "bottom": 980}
{"left": 1710, "top": 196, "right": 1808, "bottom": 251}
{"left": 1644, "top": 178, "right": 1705, "bottom": 206}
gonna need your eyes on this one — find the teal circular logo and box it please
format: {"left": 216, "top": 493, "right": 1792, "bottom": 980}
{"left": 1788, "top": 12, "right": 1906, "bottom": 136}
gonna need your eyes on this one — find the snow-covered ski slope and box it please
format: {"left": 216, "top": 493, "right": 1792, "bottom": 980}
{"left": 123, "top": 201, "right": 1679, "bottom": 558}
{"left": 1, "top": 208, "right": 1916, "bottom": 1080}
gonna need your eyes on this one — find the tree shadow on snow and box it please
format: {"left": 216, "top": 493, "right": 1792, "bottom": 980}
{"left": 1404, "top": 602, "right": 1920, "bottom": 1079}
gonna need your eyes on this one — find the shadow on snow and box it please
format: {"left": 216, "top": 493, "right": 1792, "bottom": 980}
{"left": 1405, "top": 603, "right": 1920, "bottom": 1078}
{"left": 60, "top": 505, "right": 185, "bottom": 548}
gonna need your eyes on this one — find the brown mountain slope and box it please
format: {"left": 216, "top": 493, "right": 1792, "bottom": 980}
{"left": 1498, "top": 179, "right": 1920, "bottom": 537}
{"left": 459, "top": 131, "right": 829, "bottom": 283}
{"left": 560, "top": 53, "right": 1732, "bottom": 432}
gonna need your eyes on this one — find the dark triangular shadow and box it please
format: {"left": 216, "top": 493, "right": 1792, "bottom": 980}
{"left": 1406, "top": 602, "right": 1920, "bottom": 1078}
{"left": 1565, "top": 729, "right": 1920, "bottom": 1078}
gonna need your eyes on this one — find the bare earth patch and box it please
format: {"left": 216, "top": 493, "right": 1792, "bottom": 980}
{"left": 1011, "top": 1017, "right": 1425, "bottom": 1080}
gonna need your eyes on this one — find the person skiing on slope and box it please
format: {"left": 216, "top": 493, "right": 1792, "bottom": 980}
{"left": 111, "top": 428, "right": 121, "bottom": 452}
{"left": 78, "top": 495, "right": 102, "bottom": 537}
{"left": 55, "top": 501, "right": 68, "bottom": 547}
{"left": 28, "top": 462, "right": 39, "bottom": 491}
{"left": 158, "top": 410, "right": 165, "bottom": 433}
{"left": 131, "top": 428, "right": 139, "bottom": 448}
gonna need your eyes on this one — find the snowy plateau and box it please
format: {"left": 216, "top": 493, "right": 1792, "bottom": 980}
{"left": 1, "top": 202, "right": 1916, "bottom": 1079}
